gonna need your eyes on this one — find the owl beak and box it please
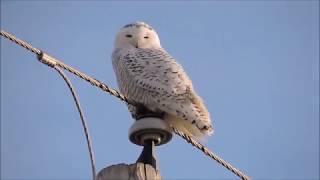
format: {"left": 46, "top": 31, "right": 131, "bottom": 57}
{"left": 135, "top": 39, "right": 140, "bottom": 48}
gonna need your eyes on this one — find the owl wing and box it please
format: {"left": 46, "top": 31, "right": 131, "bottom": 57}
{"left": 112, "top": 48, "right": 213, "bottom": 137}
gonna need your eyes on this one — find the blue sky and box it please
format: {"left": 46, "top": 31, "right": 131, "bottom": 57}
{"left": 1, "top": 1, "right": 319, "bottom": 179}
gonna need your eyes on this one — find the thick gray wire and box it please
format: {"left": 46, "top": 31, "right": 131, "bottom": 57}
{"left": 53, "top": 66, "right": 96, "bottom": 180}
{"left": 1, "top": 29, "right": 250, "bottom": 180}
{"left": 1, "top": 30, "right": 97, "bottom": 180}
{"left": 172, "top": 128, "right": 249, "bottom": 180}
{"left": 0, "top": 30, "right": 41, "bottom": 55}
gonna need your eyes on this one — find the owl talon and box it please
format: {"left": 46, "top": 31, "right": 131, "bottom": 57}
{"left": 134, "top": 105, "right": 164, "bottom": 120}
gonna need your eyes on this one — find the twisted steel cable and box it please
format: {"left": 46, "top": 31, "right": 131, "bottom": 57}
{"left": 1, "top": 30, "right": 97, "bottom": 180}
{"left": 53, "top": 66, "right": 96, "bottom": 180}
{"left": 1, "top": 30, "right": 41, "bottom": 55}
{"left": 1, "top": 29, "right": 250, "bottom": 180}
{"left": 172, "top": 127, "right": 250, "bottom": 180}
{"left": 53, "top": 60, "right": 135, "bottom": 106}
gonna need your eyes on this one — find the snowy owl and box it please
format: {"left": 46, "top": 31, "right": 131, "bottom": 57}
{"left": 112, "top": 22, "right": 213, "bottom": 139}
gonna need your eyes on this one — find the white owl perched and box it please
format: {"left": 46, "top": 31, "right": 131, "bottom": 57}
{"left": 112, "top": 22, "right": 213, "bottom": 139}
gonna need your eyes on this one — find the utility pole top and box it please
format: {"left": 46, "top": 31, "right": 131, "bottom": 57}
{"left": 97, "top": 116, "right": 172, "bottom": 180}
{"left": 97, "top": 163, "right": 161, "bottom": 180}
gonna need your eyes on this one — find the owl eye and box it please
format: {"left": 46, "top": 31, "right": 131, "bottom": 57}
{"left": 144, "top": 36, "right": 149, "bottom": 39}
{"left": 126, "top": 34, "right": 132, "bottom": 38}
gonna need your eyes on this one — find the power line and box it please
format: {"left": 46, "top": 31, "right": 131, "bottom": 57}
{"left": 1, "top": 30, "right": 97, "bottom": 180}
{"left": 54, "top": 66, "right": 96, "bottom": 180}
{"left": 1, "top": 30, "right": 250, "bottom": 180}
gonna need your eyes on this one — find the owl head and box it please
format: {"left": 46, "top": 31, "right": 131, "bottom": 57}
{"left": 114, "top": 22, "right": 161, "bottom": 49}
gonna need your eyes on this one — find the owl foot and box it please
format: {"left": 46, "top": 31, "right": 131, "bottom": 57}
{"left": 134, "top": 105, "right": 164, "bottom": 120}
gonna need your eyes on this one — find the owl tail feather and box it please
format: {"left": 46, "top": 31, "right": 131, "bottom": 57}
{"left": 164, "top": 114, "right": 207, "bottom": 141}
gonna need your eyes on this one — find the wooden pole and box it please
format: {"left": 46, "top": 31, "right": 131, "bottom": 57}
{"left": 97, "top": 163, "right": 161, "bottom": 180}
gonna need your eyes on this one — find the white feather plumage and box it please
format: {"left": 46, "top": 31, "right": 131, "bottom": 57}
{"left": 112, "top": 22, "right": 213, "bottom": 139}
